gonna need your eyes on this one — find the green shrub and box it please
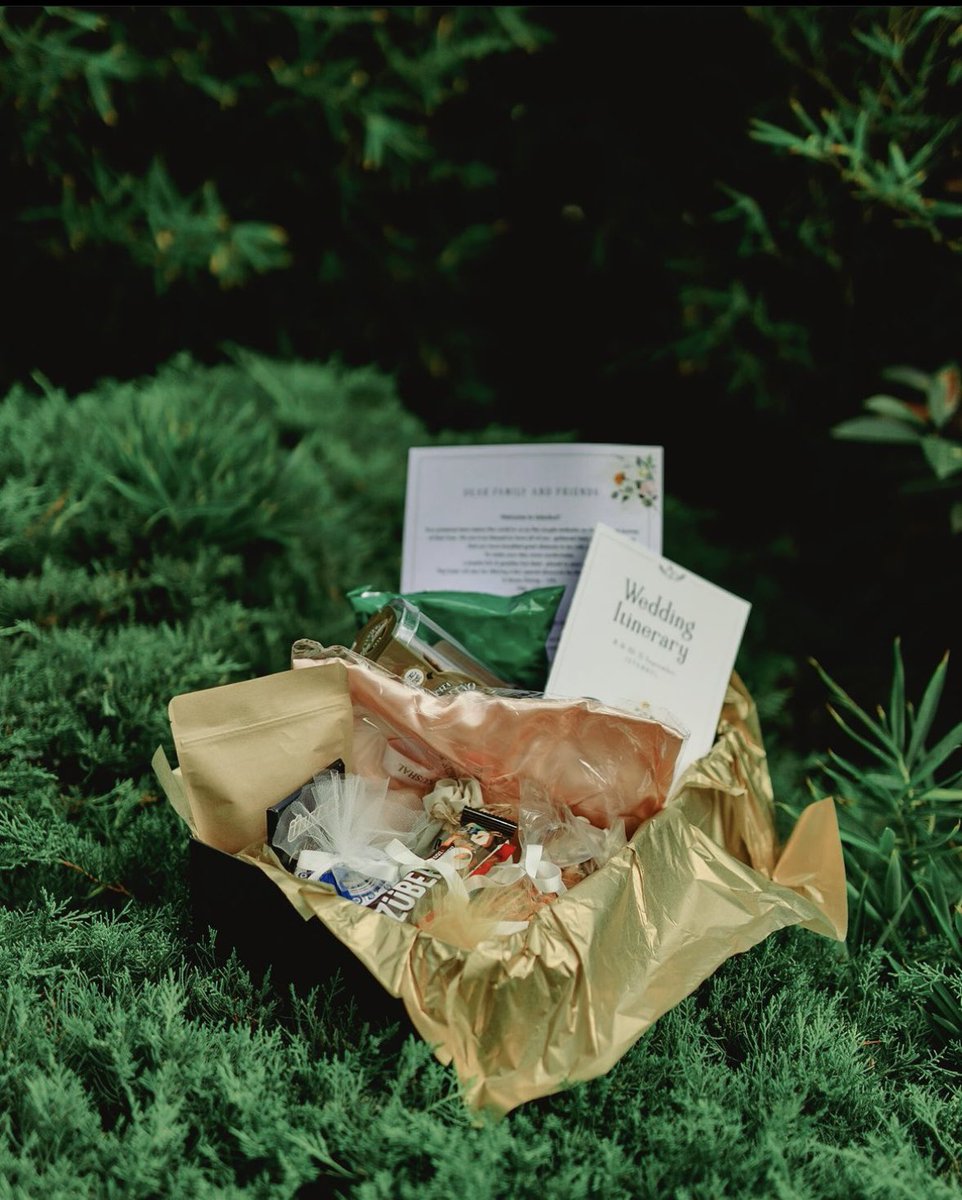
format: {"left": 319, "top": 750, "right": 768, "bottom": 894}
{"left": 2, "top": 349, "right": 962, "bottom": 1195}
{"left": 833, "top": 360, "right": 962, "bottom": 533}
{"left": 0, "top": 6, "right": 549, "bottom": 290}
{"left": 800, "top": 641, "right": 962, "bottom": 1050}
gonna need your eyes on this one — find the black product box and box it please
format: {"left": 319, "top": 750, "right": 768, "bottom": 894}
{"left": 187, "top": 838, "right": 410, "bottom": 1035}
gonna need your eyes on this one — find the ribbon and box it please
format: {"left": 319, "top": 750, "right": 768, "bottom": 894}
{"left": 462, "top": 842, "right": 566, "bottom": 897}
{"left": 522, "top": 842, "right": 566, "bottom": 895}
{"left": 384, "top": 837, "right": 470, "bottom": 902}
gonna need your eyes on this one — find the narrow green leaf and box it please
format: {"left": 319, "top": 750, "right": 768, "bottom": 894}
{"left": 851, "top": 108, "right": 869, "bottom": 168}
{"left": 848, "top": 877, "right": 871, "bottom": 947}
{"left": 905, "top": 139, "right": 937, "bottom": 176}
{"left": 819, "top": 760, "right": 873, "bottom": 802}
{"left": 839, "top": 828, "right": 894, "bottom": 859}
{"left": 889, "top": 141, "right": 910, "bottom": 180}
{"left": 912, "top": 720, "right": 962, "bottom": 781}
{"left": 84, "top": 65, "right": 117, "bottom": 125}
{"left": 823, "top": 746, "right": 878, "bottom": 785}
{"left": 927, "top": 365, "right": 960, "bottom": 428}
{"left": 910, "top": 820, "right": 961, "bottom": 851}
{"left": 788, "top": 99, "right": 823, "bottom": 137}
{"left": 825, "top": 705, "right": 904, "bottom": 771}
{"left": 876, "top": 886, "right": 916, "bottom": 953}
{"left": 854, "top": 26, "right": 902, "bottom": 63}
{"left": 831, "top": 415, "right": 924, "bottom": 444}
{"left": 810, "top": 657, "right": 899, "bottom": 747}
{"left": 890, "top": 638, "right": 906, "bottom": 748}
{"left": 820, "top": 107, "right": 845, "bottom": 143}
{"left": 906, "top": 653, "right": 950, "bottom": 765}
{"left": 491, "top": 5, "right": 551, "bottom": 50}
{"left": 749, "top": 119, "right": 812, "bottom": 152}
{"left": 931, "top": 1011, "right": 962, "bottom": 1037}
{"left": 864, "top": 395, "right": 928, "bottom": 425}
{"left": 930, "top": 978, "right": 962, "bottom": 1025}
{"left": 921, "top": 436, "right": 962, "bottom": 480}
{"left": 919, "top": 7, "right": 962, "bottom": 30}
{"left": 919, "top": 875, "right": 958, "bottom": 949}
{"left": 864, "top": 770, "right": 907, "bottom": 790}
{"left": 882, "top": 365, "right": 932, "bottom": 393}
{"left": 101, "top": 475, "right": 157, "bottom": 510}
{"left": 54, "top": 7, "right": 108, "bottom": 32}
{"left": 924, "top": 198, "right": 962, "bottom": 218}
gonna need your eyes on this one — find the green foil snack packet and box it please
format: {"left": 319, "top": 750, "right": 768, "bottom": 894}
{"left": 346, "top": 585, "right": 564, "bottom": 692}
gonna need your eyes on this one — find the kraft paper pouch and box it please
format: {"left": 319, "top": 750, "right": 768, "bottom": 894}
{"left": 165, "top": 664, "right": 354, "bottom": 854}
{"left": 156, "top": 650, "right": 847, "bottom": 1117}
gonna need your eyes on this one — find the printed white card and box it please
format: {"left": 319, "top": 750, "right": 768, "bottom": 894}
{"left": 401, "top": 443, "right": 663, "bottom": 656}
{"left": 545, "top": 523, "right": 751, "bottom": 783}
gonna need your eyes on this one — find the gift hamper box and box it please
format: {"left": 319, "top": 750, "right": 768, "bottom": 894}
{"left": 154, "top": 641, "right": 847, "bottom": 1117}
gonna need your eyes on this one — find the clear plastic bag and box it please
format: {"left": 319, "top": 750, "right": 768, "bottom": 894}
{"left": 517, "top": 780, "right": 628, "bottom": 874}
{"left": 291, "top": 642, "right": 687, "bottom": 838}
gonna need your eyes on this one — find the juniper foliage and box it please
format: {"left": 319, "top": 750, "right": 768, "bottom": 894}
{"left": 1, "top": 353, "right": 961, "bottom": 1197}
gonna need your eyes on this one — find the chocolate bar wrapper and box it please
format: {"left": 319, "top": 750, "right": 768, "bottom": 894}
{"left": 366, "top": 865, "right": 447, "bottom": 922}
{"left": 367, "top": 823, "right": 515, "bottom": 923}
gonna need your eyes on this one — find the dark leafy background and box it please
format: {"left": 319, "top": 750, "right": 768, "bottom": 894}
{"left": 3, "top": 5, "right": 959, "bottom": 754}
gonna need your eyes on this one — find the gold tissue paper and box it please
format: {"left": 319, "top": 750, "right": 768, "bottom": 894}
{"left": 153, "top": 647, "right": 846, "bottom": 1118}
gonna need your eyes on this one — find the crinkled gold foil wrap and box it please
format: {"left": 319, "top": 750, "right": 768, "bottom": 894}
{"left": 156, "top": 665, "right": 846, "bottom": 1117}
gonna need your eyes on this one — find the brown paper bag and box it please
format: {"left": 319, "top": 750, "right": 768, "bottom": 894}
{"left": 155, "top": 649, "right": 847, "bottom": 1117}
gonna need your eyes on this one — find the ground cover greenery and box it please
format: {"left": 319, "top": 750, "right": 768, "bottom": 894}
{"left": 1, "top": 353, "right": 960, "bottom": 1198}
{"left": 2, "top": 5, "right": 961, "bottom": 1197}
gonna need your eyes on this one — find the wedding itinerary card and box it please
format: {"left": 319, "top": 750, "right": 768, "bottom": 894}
{"left": 401, "top": 443, "right": 663, "bottom": 656}
{"left": 545, "top": 523, "right": 751, "bottom": 782}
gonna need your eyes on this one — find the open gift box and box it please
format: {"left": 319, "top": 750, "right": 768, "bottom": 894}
{"left": 153, "top": 645, "right": 847, "bottom": 1117}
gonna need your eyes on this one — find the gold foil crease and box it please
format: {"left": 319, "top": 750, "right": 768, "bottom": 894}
{"left": 160, "top": 664, "right": 847, "bottom": 1117}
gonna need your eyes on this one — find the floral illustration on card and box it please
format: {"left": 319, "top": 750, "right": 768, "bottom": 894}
{"left": 611, "top": 454, "right": 659, "bottom": 507}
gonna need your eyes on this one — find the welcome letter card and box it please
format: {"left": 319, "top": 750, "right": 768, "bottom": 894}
{"left": 401, "top": 444, "right": 663, "bottom": 656}
{"left": 546, "top": 523, "right": 751, "bottom": 782}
